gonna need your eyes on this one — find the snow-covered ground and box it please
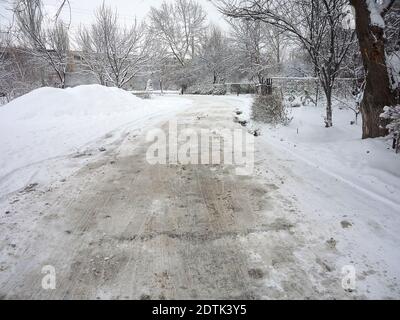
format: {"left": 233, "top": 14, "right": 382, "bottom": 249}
{"left": 244, "top": 102, "right": 400, "bottom": 299}
{"left": 249, "top": 105, "right": 400, "bottom": 209}
{"left": 0, "top": 89, "right": 399, "bottom": 299}
{"left": 0, "top": 85, "right": 191, "bottom": 198}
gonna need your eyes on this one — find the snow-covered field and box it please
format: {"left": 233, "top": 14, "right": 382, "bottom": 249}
{"left": 0, "top": 85, "right": 191, "bottom": 198}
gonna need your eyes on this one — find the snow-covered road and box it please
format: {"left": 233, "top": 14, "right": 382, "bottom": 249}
{"left": 0, "top": 94, "right": 399, "bottom": 299}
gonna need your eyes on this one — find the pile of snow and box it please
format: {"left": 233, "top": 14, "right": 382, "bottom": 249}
{"left": 0, "top": 85, "right": 191, "bottom": 197}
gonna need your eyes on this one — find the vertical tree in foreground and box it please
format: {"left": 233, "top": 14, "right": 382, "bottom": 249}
{"left": 350, "top": 0, "right": 397, "bottom": 138}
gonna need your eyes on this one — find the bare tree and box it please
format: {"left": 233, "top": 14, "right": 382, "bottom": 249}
{"left": 266, "top": 25, "right": 289, "bottom": 68}
{"left": 13, "top": 0, "right": 70, "bottom": 88}
{"left": 76, "top": 4, "right": 149, "bottom": 89}
{"left": 198, "top": 25, "right": 234, "bottom": 84}
{"left": 149, "top": 0, "right": 206, "bottom": 92}
{"left": 218, "top": 0, "right": 356, "bottom": 127}
{"left": 229, "top": 18, "right": 274, "bottom": 86}
{"left": 145, "top": 39, "right": 172, "bottom": 93}
{"left": 75, "top": 25, "right": 107, "bottom": 85}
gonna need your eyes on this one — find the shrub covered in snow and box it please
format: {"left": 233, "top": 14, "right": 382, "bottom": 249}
{"left": 212, "top": 84, "right": 227, "bottom": 95}
{"left": 230, "top": 84, "right": 257, "bottom": 95}
{"left": 251, "top": 93, "right": 293, "bottom": 126}
{"left": 186, "top": 83, "right": 227, "bottom": 95}
{"left": 381, "top": 105, "right": 400, "bottom": 153}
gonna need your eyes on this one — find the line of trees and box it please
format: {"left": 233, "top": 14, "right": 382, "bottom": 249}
{"left": 1, "top": 0, "right": 399, "bottom": 139}
{"left": 1, "top": 0, "right": 298, "bottom": 97}
{"left": 217, "top": 0, "right": 400, "bottom": 137}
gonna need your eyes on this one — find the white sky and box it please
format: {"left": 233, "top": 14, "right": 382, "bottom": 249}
{"left": 1, "top": 0, "right": 227, "bottom": 31}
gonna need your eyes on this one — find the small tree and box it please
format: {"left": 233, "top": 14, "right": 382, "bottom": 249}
{"left": 229, "top": 18, "right": 273, "bottom": 87}
{"left": 76, "top": 4, "right": 150, "bottom": 89}
{"left": 96, "top": 4, "right": 149, "bottom": 88}
{"left": 198, "top": 25, "right": 234, "bottom": 84}
{"left": 149, "top": 0, "right": 206, "bottom": 92}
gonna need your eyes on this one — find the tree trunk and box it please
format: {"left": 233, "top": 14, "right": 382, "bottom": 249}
{"left": 59, "top": 74, "right": 65, "bottom": 89}
{"left": 350, "top": 0, "right": 395, "bottom": 138}
{"left": 181, "top": 85, "right": 186, "bottom": 95}
{"left": 325, "top": 90, "right": 333, "bottom": 128}
{"left": 315, "top": 80, "right": 320, "bottom": 107}
{"left": 321, "top": 80, "right": 333, "bottom": 127}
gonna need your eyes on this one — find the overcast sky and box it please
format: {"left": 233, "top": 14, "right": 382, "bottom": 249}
{"left": 0, "top": 0, "right": 227, "bottom": 30}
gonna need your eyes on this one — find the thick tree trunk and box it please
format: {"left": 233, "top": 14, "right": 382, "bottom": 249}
{"left": 350, "top": 0, "right": 395, "bottom": 138}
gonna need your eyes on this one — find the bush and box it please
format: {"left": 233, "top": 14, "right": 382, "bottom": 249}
{"left": 251, "top": 93, "right": 293, "bottom": 126}
{"left": 230, "top": 83, "right": 257, "bottom": 95}
{"left": 381, "top": 105, "right": 400, "bottom": 153}
{"left": 186, "top": 83, "right": 227, "bottom": 95}
{"left": 212, "top": 84, "right": 227, "bottom": 95}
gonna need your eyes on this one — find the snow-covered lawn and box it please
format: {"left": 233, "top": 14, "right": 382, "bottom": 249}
{"left": 244, "top": 102, "right": 400, "bottom": 298}
{"left": 0, "top": 85, "right": 191, "bottom": 198}
{"left": 251, "top": 105, "right": 400, "bottom": 209}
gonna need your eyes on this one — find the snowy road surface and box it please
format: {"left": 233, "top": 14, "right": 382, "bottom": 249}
{"left": 0, "top": 95, "right": 399, "bottom": 299}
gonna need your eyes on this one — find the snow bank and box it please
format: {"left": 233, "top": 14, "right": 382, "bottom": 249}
{"left": 0, "top": 85, "right": 190, "bottom": 196}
